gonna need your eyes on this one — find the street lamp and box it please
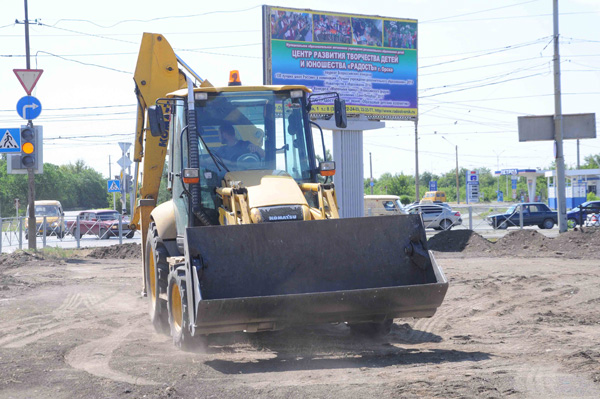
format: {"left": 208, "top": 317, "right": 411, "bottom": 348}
{"left": 442, "top": 136, "right": 460, "bottom": 204}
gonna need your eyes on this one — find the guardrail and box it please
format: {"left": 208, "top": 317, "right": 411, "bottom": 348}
{"left": 364, "top": 203, "right": 535, "bottom": 231}
{"left": 1, "top": 215, "right": 138, "bottom": 254}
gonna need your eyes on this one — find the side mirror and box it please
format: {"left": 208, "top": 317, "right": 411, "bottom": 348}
{"left": 319, "top": 161, "right": 336, "bottom": 177}
{"left": 148, "top": 105, "right": 165, "bottom": 137}
{"left": 334, "top": 98, "right": 347, "bottom": 129}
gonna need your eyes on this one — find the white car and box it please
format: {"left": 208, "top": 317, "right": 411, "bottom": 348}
{"left": 405, "top": 203, "right": 462, "bottom": 230}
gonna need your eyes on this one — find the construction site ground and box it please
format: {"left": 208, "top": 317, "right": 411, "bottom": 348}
{"left": 1, "top": 229, "right": 599, "bottom": 398}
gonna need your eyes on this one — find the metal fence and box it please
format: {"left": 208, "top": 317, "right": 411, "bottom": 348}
{"left": 1, "top": 214, "right": 138, "bottom": 254}
{"left": 364, "top": 203, "right": 537, "bottom": 232}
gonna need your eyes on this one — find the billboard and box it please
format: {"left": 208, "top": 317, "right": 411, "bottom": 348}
{"left": 263, "top": 6, "right": 418, "bottom": 121}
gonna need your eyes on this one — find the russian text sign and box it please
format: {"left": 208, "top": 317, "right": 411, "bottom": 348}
{"left": 263, "top": 5, "right": 418, "bottom": 120}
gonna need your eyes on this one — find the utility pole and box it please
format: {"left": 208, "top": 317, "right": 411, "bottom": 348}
{"left": 24, "top": 0, "right": 36, "bottom": 250}
{"left": 109, "top": 156, "right": 116, "bottom": 210}
{"left": 414, "top": 121, "right": 420, "bottom": 201}
{"left": 369, "top": 152, "right": 373, "bottom": 195}
{"left": 442, "top": 136, "right": 459, "bottom": 204}
{"left": 454, "top": 144, "right": 459, "bottom": 204}
{"left": 553, "top": 0, "right": 567, "bottom": 233}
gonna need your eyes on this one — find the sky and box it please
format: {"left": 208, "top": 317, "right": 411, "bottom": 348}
{"left": 1, "top": 0, "right": 599, "bottom": 180}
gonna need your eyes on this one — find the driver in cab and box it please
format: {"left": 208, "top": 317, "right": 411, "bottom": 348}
{"left": 216, "top": 121, "right": 264, "bottom": 164}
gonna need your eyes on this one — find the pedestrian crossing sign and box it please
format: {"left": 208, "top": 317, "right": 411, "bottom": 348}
{"left": 0, "top": 128, "right": 21, "bottom": 153}
{"left": 107, "top": 179, "right": 121, "bottom": 193}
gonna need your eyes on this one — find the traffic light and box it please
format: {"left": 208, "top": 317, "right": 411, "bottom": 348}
{"left": 7, "top": 125, "right": 43, "bottom": 174}
{"left": 20, "top": 127, "right": 36, "bottom": 168}
{"left": 125, "top": 174, "right": 134, "bottom": 192}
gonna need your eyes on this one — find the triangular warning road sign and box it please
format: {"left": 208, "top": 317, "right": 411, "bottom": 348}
{"left": 0, "top": 130, "right": 20, "bottom": 149}
{"left": 13, "top": 69, "right": 43, "bottom": 95}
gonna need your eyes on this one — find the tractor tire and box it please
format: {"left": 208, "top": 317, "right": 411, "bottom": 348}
{"left": 146, "top": 222, "right": 170, "bottom": 334}
{"left": 348, "top": 319, "right": 394, "bottom": 337}
{"left": 167, "top": 267, "right": 207, "bottom": 351}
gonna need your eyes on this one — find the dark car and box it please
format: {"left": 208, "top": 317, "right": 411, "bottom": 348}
{"left": 486, "top": 202, "right": 557, "bottom": 230}
{"left": 566, "top": 201, "right": 600, "bottom": 226}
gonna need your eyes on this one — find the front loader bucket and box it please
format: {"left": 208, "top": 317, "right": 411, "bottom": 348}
{"left": 184, "top": 215, "right": 448, "bottom": 334}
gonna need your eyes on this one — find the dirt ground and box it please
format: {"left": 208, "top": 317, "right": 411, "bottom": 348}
{"left": 1, "top": 230, "right": 599, "bottom": 398}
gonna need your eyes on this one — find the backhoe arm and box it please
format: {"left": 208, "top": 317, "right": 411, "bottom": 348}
{"left": 130, "top": 33, "right": 185, "bottom": 244}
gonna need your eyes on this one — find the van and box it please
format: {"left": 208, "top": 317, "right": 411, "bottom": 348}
{"left": 25, "top": 200, "right": 66, "bottom": 238}
{"left": 420, "top": 191, "right": 447, "bottom": 204}
{"left": 364, "top": 195, "right": 407, "bottom": 216}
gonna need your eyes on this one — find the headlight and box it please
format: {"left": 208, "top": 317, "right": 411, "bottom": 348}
{"left": 51, "top": 222, "right": 58, "bottom": 227}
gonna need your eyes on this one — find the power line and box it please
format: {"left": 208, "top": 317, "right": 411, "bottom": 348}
{"left": 420, "top": 0, "right": 541, "bottom": 23}
{"left": 420, "top": 71, "right": 550, "bottom": 98}
{"left": 43, "top": 6, "right": 262, "bottom": 28}
{"left": 420, "top": 37, "right": 551, "bottom": 68}
{"left": 34, "top": 50, "right": 131, "bottom": 74}
{"left": 423, "top": 11, "right": 598, "bottom": 24}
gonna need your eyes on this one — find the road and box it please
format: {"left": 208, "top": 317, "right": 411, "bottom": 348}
{"left": 1, "top": 249, "right": 598, "bottom": 398}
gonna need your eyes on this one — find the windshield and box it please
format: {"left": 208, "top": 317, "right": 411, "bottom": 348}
{"left": 194, "top": 90, "right": 315, "bottom": 182}
{"left": 506, "top": 205, "right": 517, "bottom": 214}
{"left": 97, "top": 212, "right": 119, "bottom": 221}
{"left": 34, "top": 205, "right": 60, "bottom": 217}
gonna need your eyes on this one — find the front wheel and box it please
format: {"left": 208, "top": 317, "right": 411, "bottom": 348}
{"left": 146, "top": 222, "right": 169, "bottom": 334}
{"left": 567, "top": 218, "right": 578, "bottom": 228}
{"left": 98, "top": 227, "right": 110, "bottom": 239}
{"left": 167, "top": 268, "right": 207, "bottom": 351}
{"left": 542, "top": 218, "right": 555, "bottom": 229}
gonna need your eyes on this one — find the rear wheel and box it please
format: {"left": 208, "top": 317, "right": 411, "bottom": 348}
{"left": 146, "top": 222, "right": 169, "bottom": 334}
{"left": 167, "top": 268, "right": 207, "bottom": 351}
{"left": 440, "top": 219, "right": 453, "bottom": 231}
{"left": 348, "top": 319, "right": 393, "bottom": 337}
{"left": 542, "top": 218, "right": 554, "bottom": 229}
{"left": 126, "top": 231, "right": 135, "bottom": 239}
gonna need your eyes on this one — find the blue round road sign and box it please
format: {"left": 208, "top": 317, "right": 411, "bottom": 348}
{"left": 16, "top": 96, "right": 42, "bottom": 120}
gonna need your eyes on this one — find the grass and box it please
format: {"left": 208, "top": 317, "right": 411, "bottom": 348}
{"left": 23, "top": 246, "right": 80, "bottom": 259}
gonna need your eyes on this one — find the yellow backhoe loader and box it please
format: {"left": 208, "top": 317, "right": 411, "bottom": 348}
{"left": 129, "top": 33, "right": 448, "bottom": 349}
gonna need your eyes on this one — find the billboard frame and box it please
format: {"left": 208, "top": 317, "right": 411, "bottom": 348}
{"left": 262, "top": 5, "right": 418, "bottom": 122}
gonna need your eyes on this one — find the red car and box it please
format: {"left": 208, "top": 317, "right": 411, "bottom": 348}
{"left": 68, "top": 210, "right": 135, "bottom": 239}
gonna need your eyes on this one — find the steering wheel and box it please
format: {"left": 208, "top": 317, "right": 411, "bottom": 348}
{"left": 236, "top": 152, "right": 262, "bottom": 168}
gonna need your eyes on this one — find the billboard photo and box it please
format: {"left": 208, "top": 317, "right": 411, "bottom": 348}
{"left": 263, "top": 6, "right": 418, "bottom": 120}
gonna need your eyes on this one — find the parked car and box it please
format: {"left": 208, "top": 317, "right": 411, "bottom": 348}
{"left": 68, "top": 210, "right": 135, "bottom": 239}
{"left": 486, "top": 202, "right": 557, "bottom": 230}
{"left": 567, "top": 200, "right": 600, "bottom": 226}
{"left": 25, "top": 200, "right": 66, "bottom": 239}
{"left": 420, "top": 191, "right": 447, "bottom": 204}
{"left": 584, "top": 213, "right": 600, "bottom": 227}
{"left": 405, "top": 203, "right": 462, "bottom": 230}
{"left": 364, "top": 195, "right": 407, "bottom": 216}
